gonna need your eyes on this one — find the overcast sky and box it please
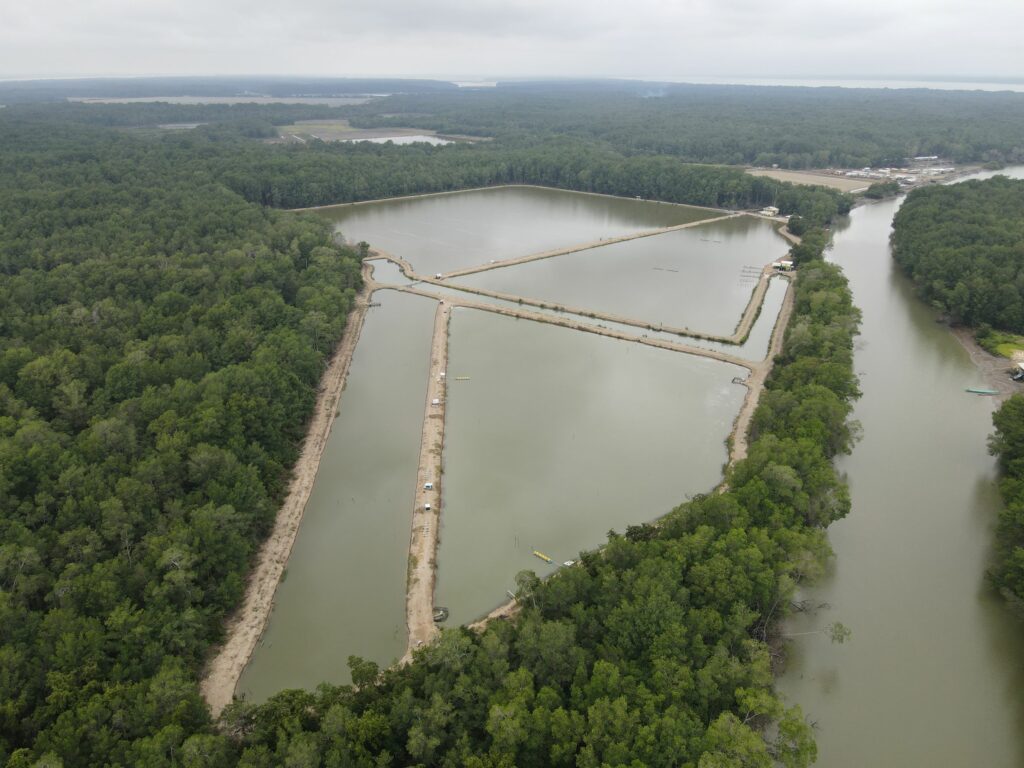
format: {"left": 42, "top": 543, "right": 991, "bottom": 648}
{"left": 2, "top": 0, "right": 1023, "bottom": 82}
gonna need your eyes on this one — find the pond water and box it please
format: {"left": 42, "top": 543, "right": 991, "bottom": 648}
{"left": 340, "top": 135, "right": 452, "bottom": 145}
{"left": 236, "top": 290, "right": 435, "bottom": 701}
{"left": 453, "top": 215, "right": 788, "bottom": 337}
{"left": 434, "top": 308, "right": 746, "bottom": 624}
{"left": 317, "top": 186, "right": 718, "bottom": 275}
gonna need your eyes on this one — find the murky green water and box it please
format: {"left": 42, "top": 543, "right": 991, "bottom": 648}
{"left": 453, "top": 215, "right": 788, "bottom": 337}
{"left": 240, "top": 187, "right": 781, "bottom": 701}
{"left": 777, "top": 168, "right": 1024, "bottom": 767}
{"left": 316, "top": 186, "right": 717, "bottom": 275}
{"left": 236, "top": 290, "right": 436, "bottom": 701}
{"left": 435, "top": 309, "right": 746, "bottom": 624}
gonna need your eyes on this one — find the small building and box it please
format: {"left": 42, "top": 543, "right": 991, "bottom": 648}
{"left": 760, "top": 206, "right": 780, "bottom": 217}
{"left": 771, "top": 260, "right": 794, "bottom": 272}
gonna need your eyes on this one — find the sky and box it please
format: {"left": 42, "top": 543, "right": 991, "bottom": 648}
{"left": 2, "top": 0, "right": 1023, "bottom": 82}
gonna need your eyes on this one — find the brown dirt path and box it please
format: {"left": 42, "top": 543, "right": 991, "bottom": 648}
{"left": 374, "top": 217, "right": 781, "bottom": 348}
{"left": 391, "top": 285, "right": 755, "bottom": 371}
{"left": 729, "top": 275, "right": 795, "bottom": 464}
{"left": 402, "top": 304, "right": 451, "bottom": 662}
{"left": 199, "top": 264, "right": 376, "bottom": 716}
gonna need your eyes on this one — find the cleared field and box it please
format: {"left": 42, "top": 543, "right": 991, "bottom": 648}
{"left": 275, "top": 119, "right": 475, "bottom": 143}
{"left": 747, "top": 168, "right": 869, "bottom": 192}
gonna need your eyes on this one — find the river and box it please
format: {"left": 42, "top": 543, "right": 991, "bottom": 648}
{"left": 777, "top": 168, "right": 1024, "bottom": 766}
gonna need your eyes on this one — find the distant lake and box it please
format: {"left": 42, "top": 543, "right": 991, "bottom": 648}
{"left": 658, "top": 76, "right": 1024, "bottom": 92}
{"left": 340, "top": 135, "right": 453, "bottom": 146}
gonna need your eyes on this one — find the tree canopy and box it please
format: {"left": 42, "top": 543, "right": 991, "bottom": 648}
{"left": 891, "top": 176, "right": 1024, "bottom": 331}
{"left": 989, "top": 395, "right": 1024, "bottom": 604}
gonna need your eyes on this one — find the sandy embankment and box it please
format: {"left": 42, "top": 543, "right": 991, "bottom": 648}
{"left": 199, "top": 264, "right": 376, "bottom": 717}
{"left": 951, "top": 327, "right": 1018, "bottom": 403}
{"left": 402, "top": 304, "right": 451, "bottom": 661}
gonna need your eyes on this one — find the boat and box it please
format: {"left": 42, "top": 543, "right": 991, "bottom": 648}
{"left": 432, "top": 607, "right": 449, "bottom": 623}
{"left": 563, "top": 560, "right": 575, "bottom": 567}
{"left": 966, "top": 387, "right": 999, "bottom": 395}
{"left": 532, "top": 550, "right": 553, "bottom": 563}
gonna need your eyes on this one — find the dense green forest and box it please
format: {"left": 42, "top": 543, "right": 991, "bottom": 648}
{"left": 0, "top": 119, "right": 363, "bottom": 766}
{"left": 0, "top": 103, "right": 854, "bottom": 223}
{"left": 212, "top": 139, "right": 851, "bottom": 222}
{"left": 989, "top": 398, "right": 1024, "bottom": 604}
{"left": 346, "top": 82, "right": 1024, "bottom": 168}
{"left": 0, "top": 100, "right": 863, "bottom": 765}
{"left": 891, "top": 176, "right": 1024, "bottom": 331}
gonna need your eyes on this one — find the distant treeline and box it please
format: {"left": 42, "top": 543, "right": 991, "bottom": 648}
{"left": 347, "top": 83, "right": 1024, "bottom": 168}
{"left": 0, "top": 118, "right": 362, "bottom": 766}
{"left": 8, "top": 101, "right": 346, "bottom": 135}
{"left": 0, "top": 76, "right": 457, "bottom": 104}
{"left": 891, "top": 176, "right": 1024, "bottom": 331}
{"left": 1, "top": 104, "right": 853, "bottom": 223}
{"left": 213, "top": 140, "right": 852, "bottom": 223}
{"left": 989, "top": 399, "right": 1024, "bottom": 606}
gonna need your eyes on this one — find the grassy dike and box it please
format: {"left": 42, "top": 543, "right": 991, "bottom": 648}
{"left": 219, "top": 231, "right": 859, "bottom": 768}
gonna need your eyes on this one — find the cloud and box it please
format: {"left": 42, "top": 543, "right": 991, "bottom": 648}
{"left": 0, "top": 0, "right": 1021, "bottom": 80}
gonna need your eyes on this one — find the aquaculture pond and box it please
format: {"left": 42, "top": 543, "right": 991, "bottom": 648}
{"left": 241, "top": 187, "right": 783, "bottom": 700}
{"left": 453, "top": 215, "right": 789, "bottom": 338}
{"left": 237, "top": 290, "right": 435, "bottom": 701}
{"left": 434, "top": 308, "right": 746, "bottom": 625}
{"left": 316, "top": 186, "right": 718, "bottom": 275}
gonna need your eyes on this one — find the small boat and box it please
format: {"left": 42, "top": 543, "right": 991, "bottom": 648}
{"left": 562, "top": 560, "right": 575, "bottom": 567}
{"left": 532, "top": 550, "right": 553, "bottom": 563}
{"left": 966, "top": 387, "right": 999, "bottom": 395}
{"left": 432, "top": 607, "right": 449, "bottom": 623}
